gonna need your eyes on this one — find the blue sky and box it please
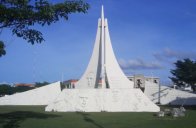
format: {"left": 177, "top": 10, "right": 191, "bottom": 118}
{"left": 0, "top": 0, "right": 196, "bottom": 85}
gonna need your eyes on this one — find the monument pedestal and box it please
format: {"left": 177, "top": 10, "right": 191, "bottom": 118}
{"left": 45, "top": 89, "right": 160, "bottom": 112}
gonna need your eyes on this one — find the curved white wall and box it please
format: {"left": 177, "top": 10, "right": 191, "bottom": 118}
{"left": 0, "top": 82, "right": 61, "bottom": 105}
{"left": 145, "top": 81, "right": 196, "bottom": 105}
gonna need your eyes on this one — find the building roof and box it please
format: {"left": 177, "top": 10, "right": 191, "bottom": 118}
{"left": 15, "top": 83, "right": 34, "bottom": 87}
{"left": 63, "top": 79, "right": 78, "bottom": 83}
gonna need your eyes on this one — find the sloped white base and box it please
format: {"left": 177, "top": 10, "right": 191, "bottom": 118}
{"left": 45, "top": 88, "right": 160, "bottom": 112}
{"left": 0, "top": 82, "right": 61, "bottom": 105}
{"left": 145, "top": 81, "right": 196, "bottom": 105}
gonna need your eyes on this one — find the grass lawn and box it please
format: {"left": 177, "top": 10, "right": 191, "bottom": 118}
{"left": 0, "top": 106, "right": 196, "bottom": 128}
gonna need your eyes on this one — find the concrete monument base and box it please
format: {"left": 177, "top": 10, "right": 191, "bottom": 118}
{"left": 45, "top": 88, "right": 160, "bottom": 112}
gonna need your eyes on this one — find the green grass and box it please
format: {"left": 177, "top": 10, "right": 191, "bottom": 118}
{"left": 0, "top": 106, "right": 196, "bottom": 128}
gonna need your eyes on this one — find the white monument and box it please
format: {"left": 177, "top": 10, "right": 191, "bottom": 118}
{"left": 45, "top": 6, "right": 160, "bottom": 112}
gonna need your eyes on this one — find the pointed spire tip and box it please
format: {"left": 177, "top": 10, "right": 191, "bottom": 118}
{"left": 101, "top": 5, "right": 104, "bottom": 20}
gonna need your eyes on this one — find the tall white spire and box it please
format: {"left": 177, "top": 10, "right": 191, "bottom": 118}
{"left": 101, "top": 5, "right": 106, "bottom": 88}
{"left": 101, "top": 5, "right": 104, "bottom": 21}
{"left": 75, "top": 5, "right": 134, "bottom": 89}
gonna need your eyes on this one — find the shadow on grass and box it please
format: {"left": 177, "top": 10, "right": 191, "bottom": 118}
{"left": 0, "top": 111, "right": 60, "bottom": 128}
{"left": 77, "top": 112, "right": 104, "bottom": 128}
{"left": 160, "top": 105, "right": 196, "bottom": 110}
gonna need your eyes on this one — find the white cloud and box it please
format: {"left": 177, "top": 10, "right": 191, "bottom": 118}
{"left": 153, "top": 48, "right": 196, "bottom": 62}
{"left": 119, "top": 59, "right": 163, "bottom": 70}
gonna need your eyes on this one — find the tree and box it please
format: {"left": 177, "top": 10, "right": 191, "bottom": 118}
{"left": 0, "top": 40, "right": 6, "bottom": 57}
{"left": 35, "top": 81, "right": 50, "bottom": 87}
{"left": 0, "top": 84, "right": 12, "bottom": 96}
{"left": 170, "top": 58, "right": 196, "bottom": 91}
{"left": 0, "top": 0, "right": 89, "bottom": 57}
{"left": 0, "top": 84, "right": 34, "bottom": 96}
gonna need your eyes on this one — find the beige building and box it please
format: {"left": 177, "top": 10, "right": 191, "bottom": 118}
{"left": 127, "top": 75, "right": 159, "bottom": 92}
{"left": 62, "top": 79, "right": 78, "bottom": 89}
